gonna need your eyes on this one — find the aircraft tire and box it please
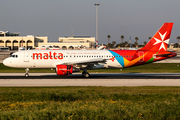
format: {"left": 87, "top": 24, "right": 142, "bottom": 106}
{"left": 82, "top": 71, "right": 90, "bottom": 78}
{"left": 25, "top": 73, "right": 29, "bottom": 78}
{"left": 84, "top": 73, "right": 90, "bottom": 78}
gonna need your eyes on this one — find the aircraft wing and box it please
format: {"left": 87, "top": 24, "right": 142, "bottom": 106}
{"left": 52, "top": 58, "right": 107, "bottom": 67}
{"left": 65, "top": 58, "right": 106, "bottom": 65}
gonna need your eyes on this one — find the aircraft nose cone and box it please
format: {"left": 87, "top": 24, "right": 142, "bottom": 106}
{"left": 3, "top": 58, "right": 10, "bottom": 67}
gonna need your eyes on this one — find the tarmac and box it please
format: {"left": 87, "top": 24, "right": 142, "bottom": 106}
{"left": 0, "top": 73, "right": 180, "bottom": 86}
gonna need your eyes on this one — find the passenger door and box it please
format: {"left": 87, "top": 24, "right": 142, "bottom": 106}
{"left": 24, "top": 52, "right": 29, "bottom": 62}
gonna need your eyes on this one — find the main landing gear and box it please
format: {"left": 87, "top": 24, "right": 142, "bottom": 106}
{"left": 82, "top": 70, "right": 90, "bottom": 78}
{"left": 25, "top": 68, "right": 29, "bottom": 78}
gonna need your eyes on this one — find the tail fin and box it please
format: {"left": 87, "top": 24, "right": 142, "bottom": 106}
{"left": 140, "top": 23, "right": 173, "bottom": 52}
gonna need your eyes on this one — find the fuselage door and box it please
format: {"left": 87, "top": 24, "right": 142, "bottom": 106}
{"left": 138, "top": 51, "right": 144, "bottom": 62}
{"left": 24, "top": 52, "right": 29, "bottom": 62}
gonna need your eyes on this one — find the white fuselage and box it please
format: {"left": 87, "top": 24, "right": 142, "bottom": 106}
{"left": 3, "top": 50, "right": 123, "bottom": 69}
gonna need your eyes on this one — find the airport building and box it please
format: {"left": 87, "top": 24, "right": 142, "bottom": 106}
{"left": 38, "top": 36, "right": 95, "bottom": 49}
{"left": 0, "top": 31, "right": 95, "bottom": 50}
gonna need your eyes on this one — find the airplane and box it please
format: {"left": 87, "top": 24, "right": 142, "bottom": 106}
{"left": 3, "top": 23, "right": 177, "bottom": 78}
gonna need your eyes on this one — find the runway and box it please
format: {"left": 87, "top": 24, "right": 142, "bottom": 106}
{"left": 0, "top": 73, "right": 180, "bottom": 86}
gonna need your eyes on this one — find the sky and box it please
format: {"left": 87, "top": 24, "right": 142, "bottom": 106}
{"left": 0, "top": 0, "right": 180, "bottom": 45}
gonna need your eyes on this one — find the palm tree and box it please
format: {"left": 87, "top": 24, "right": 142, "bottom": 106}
{"left": 120, "top": 35, "right": 124, "bottom": 47}
{"left": 177, "top": 36, "right": 180, "bottom": 48}
{"left": 144, "top": 41, "right": 147, "bottom": 46}
{"left": 107, "top": 35, "right": 111, "bottom": 48}
{"left": 135, "top": 37, "right": 139, "bottom": 48}
{"left": 112, "top": 41, "right": 116, "bottom": 48}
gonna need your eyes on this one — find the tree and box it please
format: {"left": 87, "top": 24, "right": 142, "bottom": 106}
{"left": 108, "top": 43, "right": 113, "bottom": 48}
{"left": 148, "top": 37, "right": 152, "bottom": 40}
{"left": 177, "top": 36, "right": 180, "bottom": 48}
{"left": 134, "top": 42, "right": 138, "bottom": 48}
{"left": 135, "top": 37, "right": 139, "bottom": 48}
{"left": 112, "top": 41, "right": 116, "bottom": 48}
{"left": 120, "top": 35, "right": 124, "bottom": 47}
{"left": 107, "top": 35, "right": 111, "bottom": 48}
{"left": 144, "top": 41, "right": 147, "bottom": 45}
{"left": 124, "top": 41, "right": 128, "bottom": 47}
{"left": 174, "top": 43, "right": 179, "bottom": 48}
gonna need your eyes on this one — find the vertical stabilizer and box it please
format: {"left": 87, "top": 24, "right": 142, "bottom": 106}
{"left": 140, "top": 23, "right": 173, "bottom": 52}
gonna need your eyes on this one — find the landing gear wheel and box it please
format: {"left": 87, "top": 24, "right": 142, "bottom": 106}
{"left": 82, "top": 71, "right": 90, "bottom": 78}
{"left": 25, "top": 68, "right": 29, "bottom": 78}
{"left": 84, "top": 73, "right": 90, "bottom": 78}
{"left": 25, "top": 73, "right": 29, "bottom": 78}
{"left": 82, "top": 71, "right": 86, "bottom": 76}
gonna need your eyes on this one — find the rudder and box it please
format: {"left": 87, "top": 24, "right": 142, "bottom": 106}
{"left": 140, "top": 23, "right": 173, "bottom": 52}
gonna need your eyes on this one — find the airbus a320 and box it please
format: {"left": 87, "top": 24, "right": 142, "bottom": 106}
{"left": 3, "top": 23, "right": 176, "bottom": 77}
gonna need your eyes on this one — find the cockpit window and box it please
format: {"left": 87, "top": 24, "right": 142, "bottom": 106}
{"left": 10, "top": 55, "right": 18, "bottom": 58}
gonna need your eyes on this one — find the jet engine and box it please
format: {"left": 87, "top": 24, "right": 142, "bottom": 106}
{"left": 56, "top": 65, "right": 73, "bottom": 75}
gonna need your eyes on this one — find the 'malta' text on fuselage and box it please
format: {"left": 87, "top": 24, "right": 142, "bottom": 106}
{"left": 33, "top": 52, "right": 63, "bottom": 60}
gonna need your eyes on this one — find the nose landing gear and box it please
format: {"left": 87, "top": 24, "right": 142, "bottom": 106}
{"left": 25, "top": 68, "right": 29, "bottom": 78}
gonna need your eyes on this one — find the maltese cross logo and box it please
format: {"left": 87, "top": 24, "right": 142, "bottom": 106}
{"left": 153, "top": 32, "right": 169, "bottom": 50}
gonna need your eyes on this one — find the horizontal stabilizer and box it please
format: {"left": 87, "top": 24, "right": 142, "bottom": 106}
{"left": 156, "top": 53, "right": 176, "bottom": 57}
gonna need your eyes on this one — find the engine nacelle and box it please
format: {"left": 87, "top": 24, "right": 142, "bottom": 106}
{"left": 56, "top": 65, "right": 73, "bottom": 75}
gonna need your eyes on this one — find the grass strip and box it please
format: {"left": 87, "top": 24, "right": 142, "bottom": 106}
{"left": 0, "top": 87, "right": 180, "bottom": 119}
